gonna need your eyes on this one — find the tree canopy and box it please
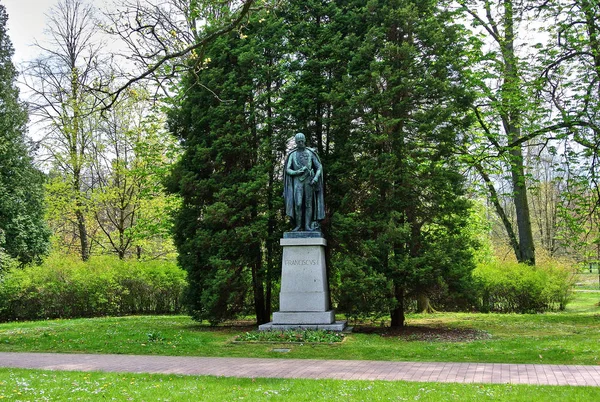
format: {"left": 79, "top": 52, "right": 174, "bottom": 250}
{"left": 0, "top": 5, "right": 50, "bottom": 266}
{"left": 166, "top": 0, "right": 479, "bottom": 326}
{"left": 3, "top": 0, "right": 600, "bottom": 322}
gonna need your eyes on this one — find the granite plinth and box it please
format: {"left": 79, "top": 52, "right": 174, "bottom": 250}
{"left": 278, "top": 237, "right": 328, "bottom": 312}
{"left": 258, "top": 321, "right": 347, "bottom": 331}
{"left": 273, "top": 310, "right": 335, "bottom": 324}
{"left": 259, "top": 235, "right": 346, "bottom": 332}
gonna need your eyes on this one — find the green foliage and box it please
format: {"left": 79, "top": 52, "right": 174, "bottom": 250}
{"left": 0, "top": 5, "right": 50, "bottom": 265}
{"left": 166, "top": 8, "right": 287, "bottom": 325}
{"left": 473, "top": 260, "right": 576, "bottom": 313}
{"left": 324, "top": 0, "right": 477, "bottom": 325}
{"left": 42, "top": 92, "right": 180, "bottom": 261}
{"left": 236, "top": 329, "right": 344, "bottom": 343}
{"left": 332, "top": 252, "right": 395, "bottom": 322}
{"left": 90, "top": 96, "right": 181, "bottom": 260}
{"left": 0, "top": 245, "right": 17, "bottom": 275}
{"left": 0, "top": 254, "right": 187, "bottom": 321}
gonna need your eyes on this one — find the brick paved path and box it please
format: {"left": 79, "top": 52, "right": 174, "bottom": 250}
{"left": 1, "top": 352, "right": 599, "bottom": 386}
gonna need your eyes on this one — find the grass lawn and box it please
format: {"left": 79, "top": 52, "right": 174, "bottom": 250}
{"left": 0, "top": 290, "right": 598, "bottom": 365}
{"left": 1, "top": 368, "right": 599, "bottom": 401}
{"left": 574, "top": 270, "right": 600, "bottom": 290}
{"left": 0, "top": 289, "right": 598, "bottom": 400}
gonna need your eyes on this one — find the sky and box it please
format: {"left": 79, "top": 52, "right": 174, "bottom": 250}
{"left": 2, "top": 0, "right": 57, "bottom": 141}
{"left": 3, "top": 0, "right": 56, "bottom": 64}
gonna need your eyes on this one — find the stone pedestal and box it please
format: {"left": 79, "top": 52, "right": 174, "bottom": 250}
{"left": 259, "top": 234, "right": 346, "bottom": 331}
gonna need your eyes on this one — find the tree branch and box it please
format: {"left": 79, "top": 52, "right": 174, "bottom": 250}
{"left": 99, "top": 0, "right": 255, "bottom": 110}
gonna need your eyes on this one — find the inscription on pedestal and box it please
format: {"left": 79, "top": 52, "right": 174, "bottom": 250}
{"left": 284, "top": 259, "right": 318, "bottom": 266}
{"left": 280, "top": 241, "right": 327, "bottom": 307}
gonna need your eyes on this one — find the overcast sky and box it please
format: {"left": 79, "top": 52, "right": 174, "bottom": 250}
{"left": 3, "top": 0, "right": 56, "bottom": 64}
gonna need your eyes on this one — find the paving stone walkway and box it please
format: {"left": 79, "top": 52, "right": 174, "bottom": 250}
{"left": 1, "top": 352, "right": 599, "bottom": 387}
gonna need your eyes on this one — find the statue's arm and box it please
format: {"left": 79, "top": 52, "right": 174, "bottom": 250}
{"left": 311, "top": 155, "right": 322, "bottom": 184}
{"left": 286, "top": 152, "right": 305, "bottom": 176}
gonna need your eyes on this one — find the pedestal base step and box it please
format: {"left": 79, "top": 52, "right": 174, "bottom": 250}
{"left": 258, "top": 321, "right": 347, "bottom": 332}
{"left": 272, "top": 310, "right": 334, "bottom": 324}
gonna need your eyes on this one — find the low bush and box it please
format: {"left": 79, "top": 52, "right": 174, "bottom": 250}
{"left": 0, "top": 254, "right": 187, "bottom": 321}
{"left": 236, "top": 329, "right": 345, "bottom": 343}
{"left": 473, "top": 260, "right": 575, "bottom": 313}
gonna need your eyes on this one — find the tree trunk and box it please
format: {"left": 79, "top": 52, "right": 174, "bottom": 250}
{"left": 417, "top": 293, "right": 436, "bottom": 314}
{"left": 252, "top": 259, "right": 268, "bottom": 325}
{"left": 250, "top": 92, "right": 268, "bottom": 326}
{"left": 390, "top": 284, "right": 405, "bottom": 327}
{"left": 509, "top": 145, "right": 535, "bottom": 265}
{"left": 502, "top": 0, "right": 535, "bottom": 265}
{"left": 265, "top": 65, "right": 275, "bottom": 320}
{"left": 75, "top": 209, "right": 89, "bottom": 261}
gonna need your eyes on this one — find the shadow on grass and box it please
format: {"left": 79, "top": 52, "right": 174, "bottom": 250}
{"left": 181, "top": 320, "right": 256, "bottom": 333}
{"left": 352, "top": 325, "right": 492, "bottom": 342}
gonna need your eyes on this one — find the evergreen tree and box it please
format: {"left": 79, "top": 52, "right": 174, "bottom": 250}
{"left": 166, "top": 9, "right": 288, "bottom": 324}
{"left": 279, "top": 0, "right": 364, "bottom": 225}
{"left": 276, "top": 1, "right": 477, "bottom": 326}
{"left": 167, "top": 0, "right": 477, "bottom": 327}
{"left": 0, "top": 5, "right": 50, "bottom": 266}
{"left": 330, "top": 0, "right": 477, "bottom": 326}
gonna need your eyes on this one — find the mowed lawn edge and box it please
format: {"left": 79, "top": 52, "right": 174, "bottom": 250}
{"left": 0, "top": 291, "right": 598, "bottom": 366}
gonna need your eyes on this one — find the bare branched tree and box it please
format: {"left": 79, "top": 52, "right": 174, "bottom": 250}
{"left": 100, "top": 0, "right": 257, "bottom": 108}
{"left": 24, "top": 0, "right": 110, "bottom": 261}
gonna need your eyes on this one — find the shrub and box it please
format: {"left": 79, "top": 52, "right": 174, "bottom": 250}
{"left": 0, "top": 254, "right": 187, "bottom": 322}
{"left": 236, "top": 329, "right": 345, "bottom": 343}
{"left": 473, "top": 260, "right": 575, "bottom": 313}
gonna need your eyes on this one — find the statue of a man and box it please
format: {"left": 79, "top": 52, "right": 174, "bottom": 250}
{"left": 283, "top": 133, "right": 325, "bottom": 231}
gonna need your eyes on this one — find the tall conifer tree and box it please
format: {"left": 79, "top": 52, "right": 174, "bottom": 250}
{"left": 0, "top": 5, "right": 50, "bottom": 266}
{"left": 329, "top": 0, "right": 476, "bottom": 326}
{"left": 167, "top": 0, "right": 477, "bottom": 326}
{"left": 166, "top": 10, "right": 287, "bottom": 324}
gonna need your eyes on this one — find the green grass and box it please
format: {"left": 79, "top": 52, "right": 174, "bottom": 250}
{"left": 1, "top": 368, "right": 599, "bottom": 401}
{"left": 567, "top": 290, "right": 600, "bottom": 312}
{"left": 0, "top": 291, "right": 599, "bottom": 365}
{"left": 0, "top": 291, "right": 598, "bottom": 401}
{"left": 574, "top": 271, "right": 600, "bottom": 290}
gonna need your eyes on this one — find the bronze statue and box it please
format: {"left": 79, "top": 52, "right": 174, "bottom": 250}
{"left": 283, "top": 133, "right": 325, "bottom": 231}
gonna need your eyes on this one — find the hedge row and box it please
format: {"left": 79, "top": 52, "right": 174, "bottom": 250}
{"left": 0, "top": 255, "right": 187, "bottom": 321}
{"left": 0, "top": 253, "right": 577, "bottom": 321}
{"left": 473, "top": 260, "right": 575, "bottom": 313}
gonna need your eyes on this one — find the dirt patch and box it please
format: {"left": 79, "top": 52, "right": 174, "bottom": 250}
{"left": 353, "top": 325, "right": 491, "bottom": 342}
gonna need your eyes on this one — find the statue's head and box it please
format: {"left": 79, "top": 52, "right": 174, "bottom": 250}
{"left": 294, "top": 132, "right": 306, "bottom": 149}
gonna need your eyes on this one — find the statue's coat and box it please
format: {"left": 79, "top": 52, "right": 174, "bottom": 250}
{"left": 283, "top": 147, "right": 325, "bottom": 224}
